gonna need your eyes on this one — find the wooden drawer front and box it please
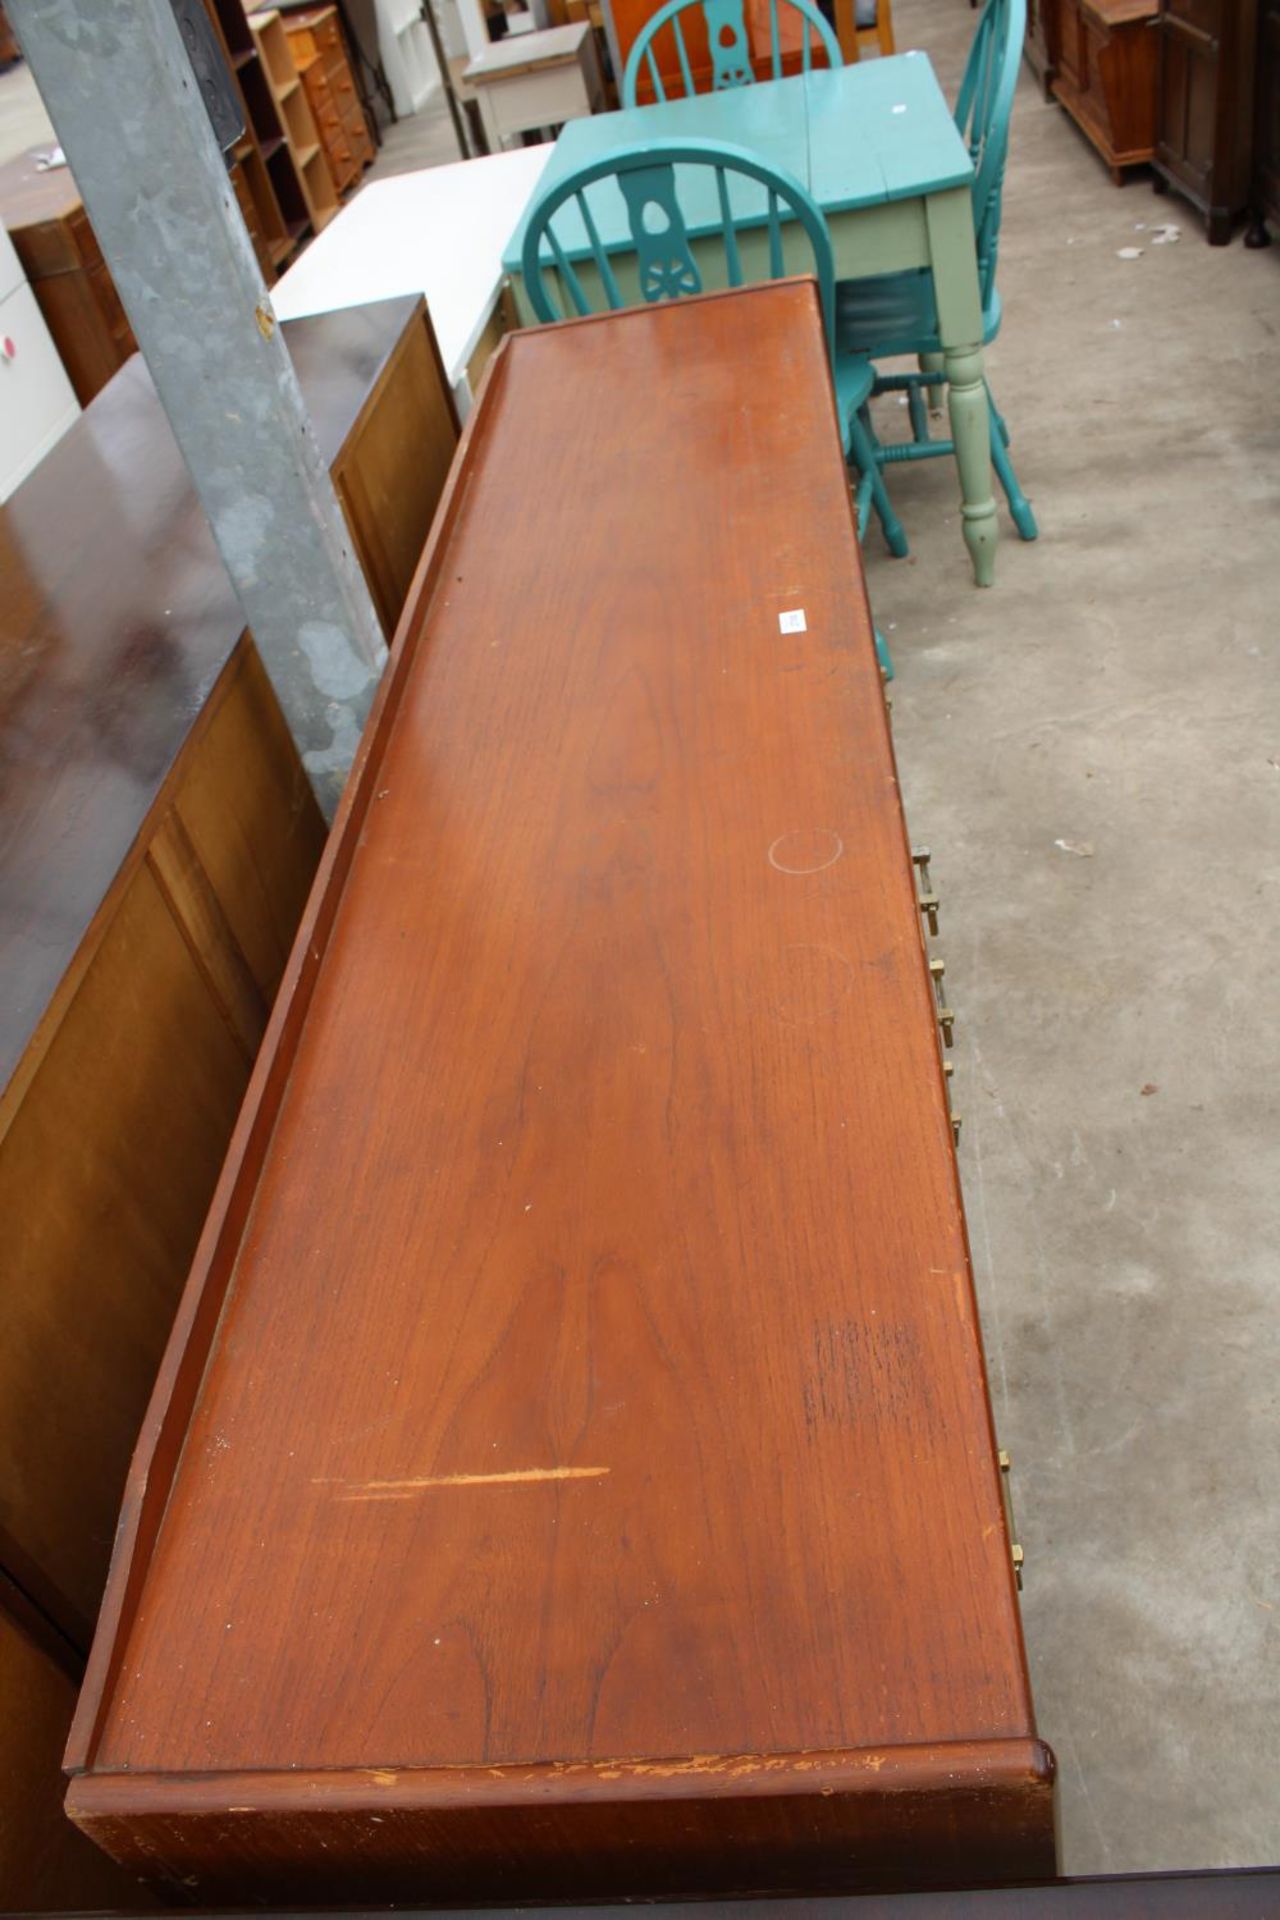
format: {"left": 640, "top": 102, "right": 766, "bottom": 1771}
{"left": 1158, "top": 20, "right": 1219, "bottom": 187}
{"left": 64, "top": 205, "right": 103, "bottom": 273}
{"left": 343, "top": 99, "right": 374, "bottom": 156}
{"left": 87, "top": 259, "right": 135, "bottom": 355}
{"left": 311, "top": 89, "right": 345, "bottom": 140}
{"left": 310, "top": 7, "right": 343, "bottom": 56}
{"left": 324, "top": 135, "right": 358, "bottom": 190}
{"left": 329, "top": 62, "right": 359, "bottom": 115}
{"left": 302, "top": 59, "right": 332, "bottom": 111}
{"left": 17, "top": 205, "right": 104, "bottom": 281}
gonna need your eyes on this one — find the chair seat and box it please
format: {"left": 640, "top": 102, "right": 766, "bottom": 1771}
{"left": 834, "top": 269, "right": 1001, "bottom": 361}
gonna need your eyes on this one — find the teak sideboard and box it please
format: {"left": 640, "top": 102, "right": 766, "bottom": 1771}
{"left": 66, "top": 281, "right": 1056, "bottom": 1902}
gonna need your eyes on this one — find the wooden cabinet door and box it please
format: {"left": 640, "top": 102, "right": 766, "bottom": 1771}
{"left": 1156, "top": 0, "right": 1257, "bottom": 235}
{"left": 1157, "top": 0, "right": 1224, "bottom": 194}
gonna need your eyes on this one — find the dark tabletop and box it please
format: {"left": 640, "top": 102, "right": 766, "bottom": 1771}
{"left": 0, "top": 293, "right": 423, "bottom": 1097}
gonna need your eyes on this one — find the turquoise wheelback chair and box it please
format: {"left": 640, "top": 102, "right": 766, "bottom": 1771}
{"left": 621, "top": 0, "right": 841, "bottom": 106}
{"left": 834, "top": 0, "right": 1037, "bottom": 541}
{"left": 519, "top": 136, "right": 908, "bottom": 674}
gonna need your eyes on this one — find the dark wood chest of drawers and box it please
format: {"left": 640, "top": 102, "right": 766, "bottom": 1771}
{"left": 1153, "top": 0, "right": 1259, "bottom": 241}
{"left": 65, "top": 282, "right": 1055, "bottom": 1904}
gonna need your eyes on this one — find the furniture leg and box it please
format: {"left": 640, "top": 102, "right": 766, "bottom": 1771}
{"left": 477, "top": 87, "right": 502, "bottom": 150}
{"left": 988, "top": 394, "right": 1037, "bottom": 540}
{"left": 986, "top": 381, "right": 1011, "bottom": 447}
{"left": 926, "top": 186, "right": 997, "bottom": 586}
{"left": 874, "top": 627, "right": 894, "bottom": 678}
{"left": 848, "top": 407, "right": 909, "bottom": 558}
{"left": 920, "top": 348, "right": 946, "bottom": 417}
{"left": 907, "top": 376, "right": 929, "bottom": 442}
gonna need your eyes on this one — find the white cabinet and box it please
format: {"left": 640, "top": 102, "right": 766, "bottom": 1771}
{"left": 0, "top": 221, "right": 79, "bottom": 503}
{"left": 376, "top": 0, "right": 441, "bottom": 114}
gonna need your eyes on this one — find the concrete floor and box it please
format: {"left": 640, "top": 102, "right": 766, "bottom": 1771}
{"left": 868, "top": 0, "right": 1280, "bottom": 1881}
{"left": 4, "top": 0, "right": 1280, "bottom": 1886}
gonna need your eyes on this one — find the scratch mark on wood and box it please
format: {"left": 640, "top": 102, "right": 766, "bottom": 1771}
{"left": 318, "top": 1466, "right": 611, "bottom": 1496}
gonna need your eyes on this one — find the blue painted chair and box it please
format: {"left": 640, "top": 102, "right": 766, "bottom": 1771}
{"left": 520, "top": 137, "right": 907, "bottom": 674}
{"left": 621, "top": 0, "right": 842, "bottom": 107}
{"left": 833, "top": 0, "right": 1038, "bottom": 540}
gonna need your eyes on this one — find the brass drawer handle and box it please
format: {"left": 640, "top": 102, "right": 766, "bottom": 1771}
{"left": 928, "top": 955, "right": 955, "bottom": 1046}
{"left": 999, "top": 1449, "right": 1025, "bottom": 1590}
{"left": 912, "top": 847, "right": 940, "bottom": 935}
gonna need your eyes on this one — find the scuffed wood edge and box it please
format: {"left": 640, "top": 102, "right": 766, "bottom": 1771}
{"left": 67, "top": 1737, "right": 1056, "bottom": 1817}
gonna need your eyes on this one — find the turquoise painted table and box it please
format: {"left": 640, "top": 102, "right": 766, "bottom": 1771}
{"left": 502, "top": 53, "right": 998, "bottom": 586}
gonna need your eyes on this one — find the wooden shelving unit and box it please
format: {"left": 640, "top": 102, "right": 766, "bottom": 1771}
{"left": 251, "top": 9, "right": 340, "bottom": 234}
{"left": 200, "top": 0, "right": 309, "bottom": 272}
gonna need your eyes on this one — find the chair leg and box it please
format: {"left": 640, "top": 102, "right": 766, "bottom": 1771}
{"left": 987, "top": 383, "right": 1012, "bottom": 449}
{"left": 848, "top": 407, "right": 909, "bottom": 558}
{"left": 988, "top": 391, "right": 1037, "bottom": 541}
{"left": 920, "top": 350, "right": 946, "bottom": 418}
{"left": 874, "top": 626, "right": 894, "bottom": 680}
{"left": 877, "top": 0, "right": 895, "bottom": 54}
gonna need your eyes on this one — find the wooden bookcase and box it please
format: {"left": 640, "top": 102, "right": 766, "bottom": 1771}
{"left": 202, "top": 0, "right": 310, "bottom": 266}
{"left": 251, "top": 8, "right": 341, "bottom": 232}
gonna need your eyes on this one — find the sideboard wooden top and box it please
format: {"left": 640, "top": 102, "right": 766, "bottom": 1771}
{"left": 0, "top": 294, "right": 423, "bottom": 1103}
{"left": 69, "top": 282, "right": 1048, "bottom": 1898}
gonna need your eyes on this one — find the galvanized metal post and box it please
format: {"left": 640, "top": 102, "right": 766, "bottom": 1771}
{"left": 7, "top": 0, "right": 389, "bottom": 818}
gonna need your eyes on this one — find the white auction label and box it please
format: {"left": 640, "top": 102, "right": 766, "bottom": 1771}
{"left": 778, "top": 609, "right": 807, "bottom": 634}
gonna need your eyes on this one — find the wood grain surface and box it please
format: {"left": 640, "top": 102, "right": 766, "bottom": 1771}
{"left": 68, "top": 281, "right": 1054, "bottom": 1900}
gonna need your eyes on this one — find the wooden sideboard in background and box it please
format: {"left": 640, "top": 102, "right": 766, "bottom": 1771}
{"left": 0, "top": 2, "right": 19, "bottom": 66}
{"left": 0, "top": 150, "right": 137, "bottom": 407}
{"left": 1051, "top": 0, "right": 1160, "bottom": 182}
{"left": 0, "top": 295, "right": 457, "bottom": 1910}
{"left": 1027, "top": 0, "right": 1280, "bottom": 242}
{"left": 1025, "top": 0, "right": 1060, "bottom": 95}
{"left": 1153, "top": 0, "right": 1259, "bottom": 241}
{"left": 1251, "top": 0, "right": 1280, "bottom": 238}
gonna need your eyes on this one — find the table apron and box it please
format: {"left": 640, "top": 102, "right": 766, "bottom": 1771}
{"left": 828, "top": 197, "right": 929, "bottom": 281}
{"left": 481, "top": 63, "right": 593, "bottom": 142}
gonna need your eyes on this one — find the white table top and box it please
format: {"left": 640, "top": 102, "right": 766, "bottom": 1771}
{"left": 270, "top": 146, "right": 553, "bottom": 392}
{"left": 463, "top": 22, "right": 590, "bottom": 82}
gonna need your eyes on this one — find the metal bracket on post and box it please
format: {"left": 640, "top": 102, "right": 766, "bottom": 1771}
{"left": 8, "top": 0, "right": 389, "bottom": 819}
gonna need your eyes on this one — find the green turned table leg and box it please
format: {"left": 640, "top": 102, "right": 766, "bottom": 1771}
{"left": 925, "top": 186, "right": 998, "bottom": 588}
